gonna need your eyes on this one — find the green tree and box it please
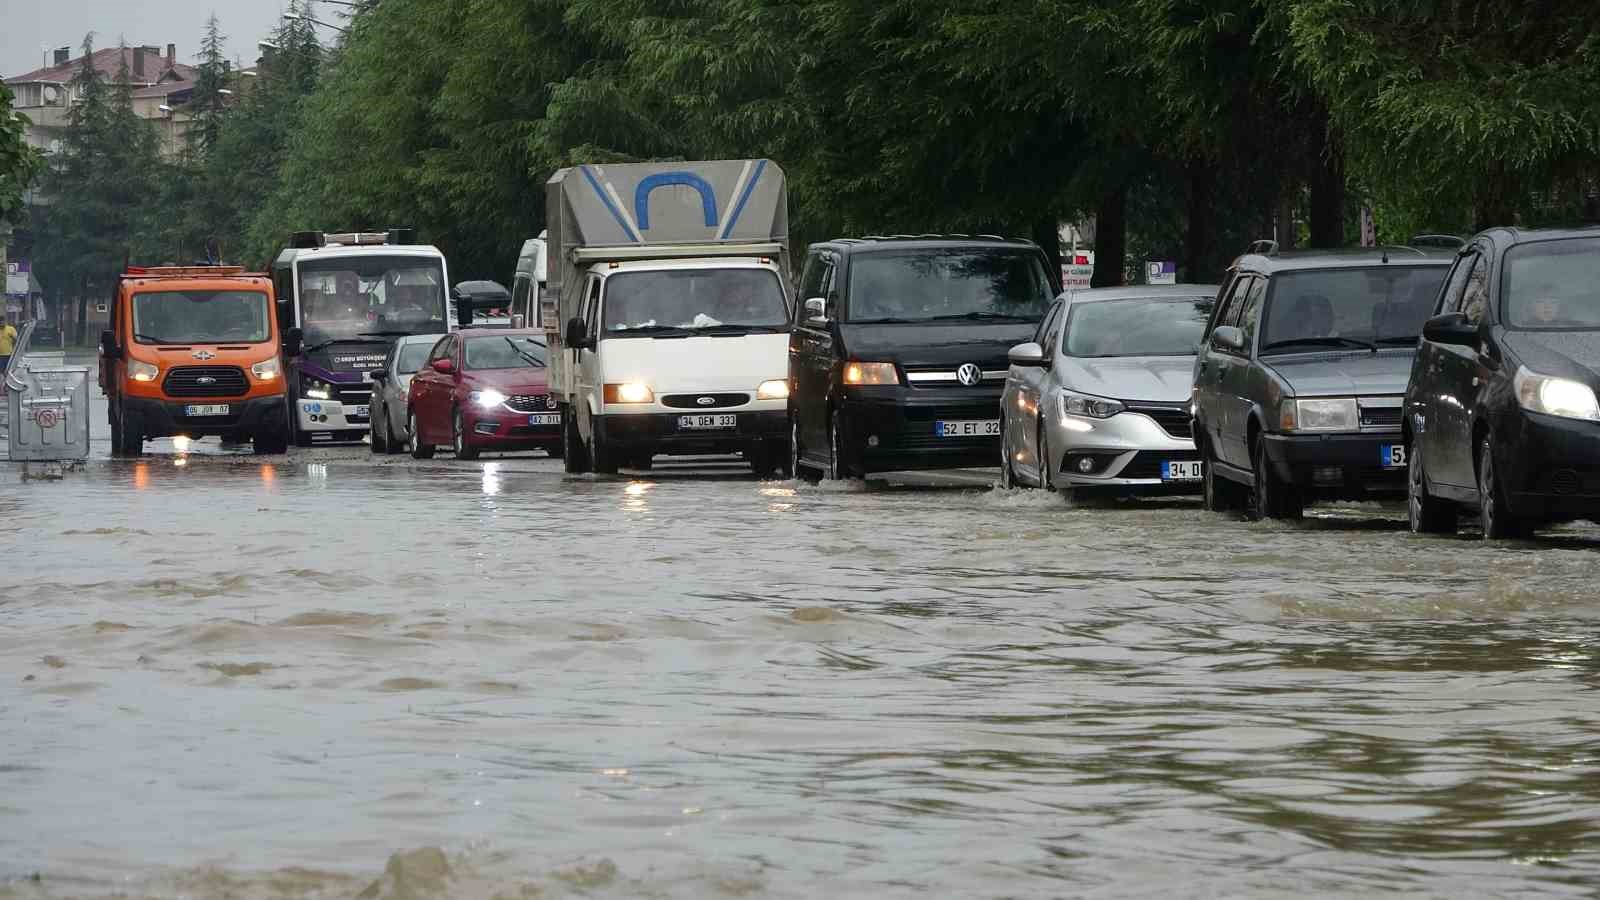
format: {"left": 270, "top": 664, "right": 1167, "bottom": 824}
{"left": 1287, "top": 0, "right": 1600, "bottom": 233}
{"left": 0, "top": 83, "right": 42, "bottom": 226}
{"left": 34, "top": 38, "right": 163, "bottom": 342}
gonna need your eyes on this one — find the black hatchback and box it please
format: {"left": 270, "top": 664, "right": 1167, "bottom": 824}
{"left": 1405, "top": 227, "right": 1600, "bottom": 538}
{"left": 788, "top": 237, "right": 1056, "bottom": 479}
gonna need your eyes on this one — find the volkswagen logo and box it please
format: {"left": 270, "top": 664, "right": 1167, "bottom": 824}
{"left": 192, "top": 350, "right": 216, "bottom": 361}
{"left": 197, "top": 376, "right": 218, "bottom": 385}
{"left": 956, "top": 363, "right": 983, "bottom": 387}
{"left": 696, "top": 396, "right": 717, "bottom": 406}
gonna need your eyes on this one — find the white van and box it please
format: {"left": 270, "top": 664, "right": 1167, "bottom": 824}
{"left": 545, "top": 160, "right": 793, "bottom": 476}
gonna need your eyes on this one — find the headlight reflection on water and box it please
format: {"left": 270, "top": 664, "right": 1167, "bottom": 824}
{"left": 622, "top": 481, "right": 652, "bottom": 513}
{"left": 481, "top": 463, "right": 502, "bottom": 497}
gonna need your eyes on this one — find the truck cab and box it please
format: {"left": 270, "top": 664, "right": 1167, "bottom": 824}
{"left": 545, "top": 160, "right": 793, "bottom": 476}
{"left": 99, "top": 265, "right": 288, "bottom": 456}
{"left": 273, "top": 230, "right": 452, "bottom": 446}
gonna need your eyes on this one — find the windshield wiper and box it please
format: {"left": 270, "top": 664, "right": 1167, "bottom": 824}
{"left": 609, "top": 325, "right": 693, "bottom": 337}
{"left": 1375, "top": 335, "right": 1419, "bottom": 346}
{"left": 1260, "top": 336, "right": 1377, "bottom": 354}
{"left": 303, "top": 337, "right": 387, "bottom": 354}
{"left": 133, "top": 333, "right": 177, "bottom": 344}
{"left": 691, "top": 324, "right": 786, "bottom": 335}
{"left": 503, "top": 338, "right": 547, "bottom": 367}
{"left": 927, "top": 311, "right": 1031, "bottom": 322}
{"left": 848, "top": 317, "right": 916, "bottom": 324}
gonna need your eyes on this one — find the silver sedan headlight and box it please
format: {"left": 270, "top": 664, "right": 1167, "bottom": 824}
{"left": 1283, "top": 397, "right": 1358, "bottom": 432}
{"left": 1060, "top": 389, "right": 1124, "bottom": 420}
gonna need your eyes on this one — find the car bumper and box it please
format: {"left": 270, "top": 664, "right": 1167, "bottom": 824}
{"left": 838, "top": 386, "right": 1002, "bottom": 473}
{"left": 597, "top": 410, "right": 788, "bottom": 453}
{"left": 1261, "top": 431, "right": 1406, "bottom": 496}
{"left": 296, "top": 397, "right": 369, "bottom": 437}
{"left": 463, "top": 408, "right": 563, "bottom": 449}
{"left": 1048, "top": 409, "right": 1200, "bottom": 493}
{"left": 125, "top": 394, "right": 287, "bottom": 439}
{"left": 1498, "top": 411, "right": 1600, "bottom": 520}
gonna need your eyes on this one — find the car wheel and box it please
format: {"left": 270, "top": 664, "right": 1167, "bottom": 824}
{"left": 116, "top": 406, "right": 144, "bottom": 457}
{"left": 791, "top": 414, "right": 821, "bottom": 483}
{"left": 589, "top": 417, "right": 619, "bottom": 474}
{"left": 562, "top": 406, "right": 589, "bottom": 474}
{"left": 109, "top": 402, "right": 124, "bottom": 455}
{"left": 1037, "top": 425, "right": 1056, "bottom": 493}
{"left": 1201, "top": 435, "right": 1244, "bottom": 512}
{"left": 453, "top": 408, "right": 480, "bottom": 460}
{"left": 827, "top": 408, "right": 855, "bottom": 481}
{"left": 998, "top": 415, "right": 1023, "bottom": 490}
{"left": 408, "top": 410, "right": 434, "bottom": 459}
{"left": 370, "top": 403, "right": 388, "bottom": 454}
{"left": 1478, "top": 439, "right": 1527, "bottom": 540}
{"left": 1408, "top": 437, "right": 1456, "bottom": 534}
{"left": 1251, "top": 431, "right": 1303, "bottom": 520}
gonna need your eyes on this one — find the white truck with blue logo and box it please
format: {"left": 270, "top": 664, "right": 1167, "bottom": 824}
{"left": 273, "top": 230, "right": 452, "bottom": 445}
{"left": 544, "top": 159, "right": 793, "bottom": 476}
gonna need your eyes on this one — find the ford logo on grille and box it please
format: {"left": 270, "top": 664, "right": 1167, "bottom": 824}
{"left": 696, "top": 396, "right": 716, "bottom": 406}
{"left": 197, "top": 376, "right": 218, "bottom": 385}
{"left": 957, "top": 363, "right": 982, "bottom": 387}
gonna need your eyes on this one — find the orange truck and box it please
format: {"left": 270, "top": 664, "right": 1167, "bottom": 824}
{"left": 99, "top": 265, "right": 291, "bottom": 455}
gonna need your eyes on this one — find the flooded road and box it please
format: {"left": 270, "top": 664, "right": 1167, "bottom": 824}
{"left": 3, "top": 423, "right": 1600, "bottom": 897}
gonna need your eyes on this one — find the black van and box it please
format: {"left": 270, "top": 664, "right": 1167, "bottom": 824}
{"left": 788, "top": 236, "right": 1056, "bottom": 479}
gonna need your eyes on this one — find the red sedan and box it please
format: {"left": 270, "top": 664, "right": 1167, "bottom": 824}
{"left": 406, "top": 329, "right": 563, "bottom": 460}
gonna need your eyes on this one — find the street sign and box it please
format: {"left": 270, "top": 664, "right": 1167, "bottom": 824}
{"left": 1061, "top": 253, "right": 1094, "bottom": 290}
{"left": 1146, "top": 260, "right": 1176, "bottom": 285}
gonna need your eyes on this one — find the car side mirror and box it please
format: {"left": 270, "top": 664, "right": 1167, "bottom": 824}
{"left": 370, "top": 369, "right": 387, "bottom": 381}
{"left": 803, "top": 297, "right": 828, "bottom": 326}
{"left": 283, "top": 326, "right": 303, "bottom": 357}
{"left": 565, "top": 316, "right": 589, "bottom": 349}
{"left": 1422, "top": 311, "right": 1477, "bottom": 347}
{"left": 1211, "top": 325, "right": 1245, "bottom": 352}
{"left": 99, "top": 329, "right": 119, "bottom": 359}
{"left": 432, "top": 358, "right": 455, "bottom": 374}
{"left": 510, "top": 314, "right": 526, "bottom": 330}
{"left": 1007, "top": 341, "right": 1047, "bottom": 367}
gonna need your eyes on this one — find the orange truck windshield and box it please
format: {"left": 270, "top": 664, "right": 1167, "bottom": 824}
{"left": 133, "top": 291, "right": 272, "bottom": 345}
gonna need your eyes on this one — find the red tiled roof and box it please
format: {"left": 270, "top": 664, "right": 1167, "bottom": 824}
{"left": 5, "top": 46, "right": 197, "bottom": 86}
{"left": 131, "top": 79, "right": 195, "bottom": 100}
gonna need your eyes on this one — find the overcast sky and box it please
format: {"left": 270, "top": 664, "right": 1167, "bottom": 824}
{"left": 3, "top": 0, "right": 294, "bottom": 78}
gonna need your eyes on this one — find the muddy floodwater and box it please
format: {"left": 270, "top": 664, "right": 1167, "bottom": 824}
{"left": 3, "top": 431, "right": 1600, "bottom": 897}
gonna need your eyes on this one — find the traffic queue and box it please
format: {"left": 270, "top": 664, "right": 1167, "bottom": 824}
{"left": 88, "top": 157, "right": 1600, "bottom": 542}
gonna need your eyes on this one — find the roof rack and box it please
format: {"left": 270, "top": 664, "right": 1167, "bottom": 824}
{"left": 1381, "top": 244, "right": 1428, "bottom": 258}
{"left": 124, "top": 265, "right": 247, "bottom": 277}
{"left": 1246, "top": 239, "right": 1279, "bottom": 256}
{"left": 288, "top": 227, "right": 422, "bottom": 250}
{"left": 1409, "top": 233, "right": 1465, "bottom": 248}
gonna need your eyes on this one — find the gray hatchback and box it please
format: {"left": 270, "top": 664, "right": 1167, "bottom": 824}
{"left": 1191, "top": 247, "right": 1452, "bottom": 518}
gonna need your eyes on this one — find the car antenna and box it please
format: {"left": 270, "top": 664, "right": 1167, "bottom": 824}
{"left": 1381, "top": 247, "right": 1389, "bottom": 264}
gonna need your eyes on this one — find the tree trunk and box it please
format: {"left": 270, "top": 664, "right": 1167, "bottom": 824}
{"left": 1473, "top": 164, "right": 1517, "bottom": 231}
{"left": 1090, "top": 186, "right": 1126, "bottom": 288}
{"left": 1031, "top": 218, "right": 1063, "bottom": 292}
{"left": 1276, "top": 188, "right": 1298, "bottom": 251}
{"left": 1184, "top": 158, "right": 1216, "bottom": 283}
{"left": 75, "top": 275, "right": 89, "bottom": 346}
{"left": 1308, "top": 127, "right": 1345, "bottom": 248}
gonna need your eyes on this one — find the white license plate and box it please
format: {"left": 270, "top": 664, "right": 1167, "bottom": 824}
{"left": 679, "top": 414, "right": 737, "bottom": 430}
{"left": 526, "top": 414, "right": 561, "bottom": 426}
{"left": 185, "top": 404, "right": 230, "bottom": 417}
{"left": 1163, "top": 460, "right": 1203, "bottom": 481}
{"left": 935, "top": 419, "right": 1000, "bottom": 438}
{"left": 1381, "top": 443, "right": 1406, "bottom": 469}
{"left": 346, "top": 405, "right": 370, "bottom": 419}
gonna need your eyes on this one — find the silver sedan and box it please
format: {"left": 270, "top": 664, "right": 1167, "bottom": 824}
{"left": 999, "top": 285, "right": 1218, "bottom": 496}
{"left": 368, "top": 333, "right": 447, "bottom": 454}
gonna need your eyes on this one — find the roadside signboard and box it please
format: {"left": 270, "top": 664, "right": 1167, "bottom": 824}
{"left": 1146, "top": 260, "right": 1176, "bottom": 285}
{"left": 1061, "top": 253, "right": 1094, "bottom": 291}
